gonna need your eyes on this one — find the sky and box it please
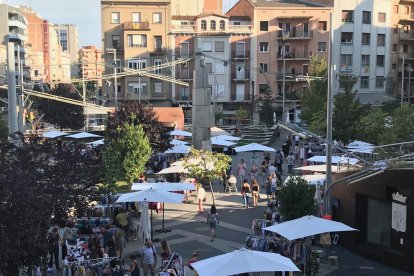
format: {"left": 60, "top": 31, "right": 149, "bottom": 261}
{"left": 5, "top": 0, "right": 238, "bottom": 48}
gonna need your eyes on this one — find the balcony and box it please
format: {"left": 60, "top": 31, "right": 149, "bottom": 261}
{"left": 8, "top": 18, "right": 27, "bottom": 30}
{"left": 228, "top": 25, "right": 253, "bottom": 34}
{"left": 232, "top": 51, "right": 250, "bottom": 59}
{"left": 231, "top": 93, "right": 250, "bottom": 101}
{"left": 232, "top": 72, "right": 250, "bottom": 81}
{"left": 399, "top": 13, "right": 414, "bottom": 22}
{"left": 399, "top": 30, "right": 414, "bottom": 40}
{"left": 123, "top": 21, "right": 150, "bottom": 31}
{"left": 277, "top": 51, "right": 310, "bottom": 60}
{"left": 150, "top": 47, "right": 166, "bottom": 55}
{"left": 276, "top": 73, "right": 308, "bottom": 82}
{"left": 8, "top": 31, "right": 27, "bottom": 42}
{"left": 277, "top": 30, "right": 313, "bottom": 40}
{"left": 171, "top": 24, "right": 196, "bottom": 32}
{"left": 178, "top": 71, "right": 193, "bottom": 80}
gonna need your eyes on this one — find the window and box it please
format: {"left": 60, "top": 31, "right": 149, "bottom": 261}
{"left": 202, "top": 41, "right": 212, "bottom": 52}
{"left": 127, "top": 59, "right": 147, "bottom": 69}
{"left": 362, "top": 11, "right": 371, "bottom": 24}
{"left": 360, "top": 76, "right": 369, "bottom": 89}
{"left": 376, "top": 76, "right": 384, "bottom": 88}
{"left": 342, "top": 10, "right": 353, "bottom": 22}
{"left": 341, "top": 32, "right": 353, "bottom": 44}
{"left": 259, "top": 63, "right": 268, "bottom": 73}
{"left": 362, "top": 33, "right": 370, "bottom": 45}
{"left": 154, "top": 59, "right": 162, "bottom": 74}
{"left": 127, "top": 34, "right": 147, "bottom": 47}
{"left": 154, "top": 36, "right": 162, "bottom": 50}
{"left": 318, "top": 42, "right": 326, "bottom": 52}
{"left": 219, "top": 20, "right": 225, "bottom": 30}
{"left": 154, "top": 82, "right": 162, "bottom": 94}
{"left": 361, "top": 55, "right": 370, "bottom": 66}
{"left": 210, "top": 20, "right": 216, "bottom": 30}
{"left": 403, "top": 44, "right": 408, "bottom": 53}
{"left": 180, "top": 42, "right": 189, "bottom": 57}
{"left": 180, "top": 86, "right": 189, "bottom": 100}
{"left": 259, "top": 84, "right": 268, "bottom": 94}
{"left": 377, "top": 34, "right": 385, "bottom": 46}
{"left": 214, "top": 62, "right": 225, "bottom": 73}
{"left": 260, "top": 21, "right": 268, "bottom": 31}
{"left": 378, "top": 12, "right": 386, "bottom": 23}
{"left": 340, "top": 54, "right": 353, "bottom": 67}
{"left": 259, "top": 42, "right": 269, "bottom": 52}
{"left": 233, "top": 21, "right": 241, "bottom": 26}
{"left": 153, "top": 12, "right": 162, "bottom": 23}
{"left": 215, "top": 84, "right": 225, "bottom": 98}
{"left": 392, "top": 63, "right": 397, "bottom": 72}
{"left": 201, "top": 20, "right": 206, "bottom": 30}
{"left": 405, "top": 6, "right": 410, "bottom": 15}
{"left": 236, "top": 42, "right": 245, "bottom": 57}
{"left": 215, "top": 41, "right": 224, "bottom": 52}
{"left": 376, "top": 55, "right": 384, "bottom": 67}
{"left": 111, "top": 12, "right": 120, "bottom": 23}
{"left": 205, "top": 63, "right": 213, "bottom": 73}
{"left": 128, "top": 82, "right": 148, "bottom": 95}
{"left": 394, "top": 5, "right": 399, "bottom": 14}
{"left": 236, "top": 84, "right": 245, "bottom": 101}
{"left": 392, "top": 44, "right": 397, "bottom": 53}
{"left": 318, "top": 21, "right": 327, "bottom": 31}
{"left": 112, "top": 35, "right": 120, "bottom": 49}
{"left": 132, "top": 12, "right": 141, "bottom": 23}
{"left": 34, "top": 70, "right": 39, "bottom": 76}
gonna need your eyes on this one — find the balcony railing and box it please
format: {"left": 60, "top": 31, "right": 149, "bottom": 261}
{"left": 399, "top": 30, "right": 414, "bottom": 40}
{"left": 276, "top": 73, "right": 308, "bottom": 81}
{"left": 277, "top": 30, "right": 313, "bottom": 39}
{"left": 228, "top": 25, "right": 253, "bottom": 33}
{"left": 123, "top": 21, "right": 150, "bottom": 31}
{"left": 232, "top": 72, "right": 250, "bottom": 80}
{"left": 171, "top": 25, "right": 196, "bottom": 32}
{"left": 232, "top": 51, "right": 250, "bottom": 59}
{"left": 277, "top": 51, "right": 310, "bottom": 59}
{"left": 231, "top": 93, "right": 251, "bottom": 101}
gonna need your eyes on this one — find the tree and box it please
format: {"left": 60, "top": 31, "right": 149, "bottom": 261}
{"left": 0, "top": 114, "right": 7, "bottom": 140}
{"left": 259, "top": 86, "right": 274, "bottom": 126}
{"left": 34, "top": 83, "right": 85, "bottom": 130}
{"left": 300, "top": 54, "right": 328, "bottom": 124}
{"left": 183, "top": 148, "right": 231, "bottom": 204}
{"left": 106, "top": 101, "right": 170, "bottom": 152}
{"left": 379, "top": 105, "right": 414, "bottom": 144}
{"left": 0, "top": 143, "right": 101, "bottom": 274}
{"left": 104, "top": 118, "right": 151, "bottom": 188}
{"left": 235, "top": 107, "right": 249, "bottom": 125}
{"left": 278, "top": 176, "right": 316, "bottom": 220}
{"left": 358, "top": 107, "right": 388, "bottom": 145}
{"left": 308, "top": 108, "right": 326, "bottom": 136}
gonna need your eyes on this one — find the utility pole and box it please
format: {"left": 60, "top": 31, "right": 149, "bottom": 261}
{"left": 17, "top": 45, "right": 24, "bottom": 132}
{"left": 107, "top": 48, "right": 118, "bottom": 110}
{"left": 402, "top": 56, "right": 405, "bottom": 107}
{"left": 7, "top": 42, "right": 18, "bottom": 135}
{"left": 281, "top": 30, "right": 289, "bottom": 123}
{"left": 82, "top": 60, "right": 87, "bottom": 130}
{"left": 138, "top": 56, "right": 141, "bottom": 103}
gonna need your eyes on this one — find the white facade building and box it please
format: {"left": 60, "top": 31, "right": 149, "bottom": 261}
{"left": 332, "top": 0, "right": 392, "bottom": 104}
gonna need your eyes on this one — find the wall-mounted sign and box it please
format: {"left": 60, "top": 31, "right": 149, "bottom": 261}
{"left": 391, "top": 192, "right": 407, "bottom": 232}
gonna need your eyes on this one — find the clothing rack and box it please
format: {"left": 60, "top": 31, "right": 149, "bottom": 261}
{"left": 65, "top": 257, "right": 117, "bottom": 266}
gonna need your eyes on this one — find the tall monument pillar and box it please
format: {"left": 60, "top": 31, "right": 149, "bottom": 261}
{"left": 192, "top": 50, "right": 212, "bottom": 150}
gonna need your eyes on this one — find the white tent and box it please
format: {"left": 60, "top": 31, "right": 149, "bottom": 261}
{"left": 87, "top": 139, "right": 104, "bottom": 146}
{"left": 191, "top": 247, "right": 299, "bottom": 276}
{"left": 170, "top": 139, "right": 188, "bottom": 146}
{"left": 210, "top": 126, "right": 230, "bottom": 136}
{"left": 211, "top": 138, "right": 236, "bottom": 147}
{"left": 211, "top": 135, "right": 241, "bottom": 141}
{"left": 234, "top": 143, "right": 276, "bottom": 153}
{"left": 164, "top": 145, "right": 191, "bottom": 154}
{"left": 263, "top": 215, "right": 357, "bottom": 241}
{"left": 156, "top": 165, "right": 188, "bottom": 174}
{"left": 347, "top": 140, "right": 373, "bottom": 148}
{"left": 169, "top": 130, "right": 192, "bottom": 137}
{"left": 131, "top": 182, "right": 195, "bottom": 192}
{"left": 116, "top": 188, "right": 184, "bottom": 204}
{"left": 42, "top": 130, "right": 68, "bottom": 139}
{"left": 294, "top": 165, "right": 340, "bottom": 173}
{"left": 284, "top": 174, "right": 326, "bottom": 186}
{"left": 307, "top": 155, "right": 360, "bottom": 165}
{"left": 65, "top": 132, "right": 102, "bottom": 139}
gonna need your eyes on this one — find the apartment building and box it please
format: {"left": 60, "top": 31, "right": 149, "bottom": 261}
{"left": 332, "top": 0, "right": 392, "bottom": 104}
{"left": 0, "top": 3, "right": 29, "bottom": 84}
{"left": 391, "top": 0, "right": 414, "bottom": 103}
{"left": 228, "top": 0, "right": 331, "bottom": 122}
{"left": 170, "top": 0, "right": 222, "bottom": 16}
{"left": 54, "top": 24, "right": 79, "bottom": 78}
{"left": 101, "top": 0, "right": 171, "bottom": 105}
{"left": 79, "top": 46, "right": 103, "bottom": 87}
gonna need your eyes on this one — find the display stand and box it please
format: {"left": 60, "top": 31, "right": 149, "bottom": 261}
{"left": 304, "top": 248, "right": 321, "bottom": 275}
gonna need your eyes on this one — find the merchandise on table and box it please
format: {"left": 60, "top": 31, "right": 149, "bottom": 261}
{"left": 159, "top": 252, "right": 184, "bottom": 276}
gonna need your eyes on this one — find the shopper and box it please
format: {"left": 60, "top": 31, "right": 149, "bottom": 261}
{"left": 250, "top": 163, "right": 258, "bottom": 180}
{"left": 141, "top": 239, "right": 157, "bottom": 276}
{"left": 265, "top": 175, "right": 272, "bottom": 202}
{"left": 115, "top": 227, "right": 126, "bottom": 258}
{"left": 274, "top": 150, "right": 284, "bottom": 175}
{"left": 267, "top": 162, "right": 277, "bottom": 177}
{"left": 196, "top": 183, "right": 206, "bottom": 214}
{"left": 237, "top": 159, "right": 247, "bottom": 187}
{"left": 270, "top": 173, "right": 278, "bottom": 200}
{"left": 126, "top": 254, "right": 141, "bottom": 276}
{"left": 287, "top": 152, "right": 295, "bottom": 174}
{"left": 160, "top": 240, "right": 172, "bottom": 264}
{"left": 60, "top": 221, "right": 72, "bottom": 260}
{"left": 251, "top": 179, "right": 260, "bottom": 208}
{"left": 47, "top": 227, "right": 61, "bottom": 270}
{"left": 241, "top": 179, "right": 251, "bottom": 208}
{"left": 207, "top": 205, "right": 219, "bottom": 241}
{"left": 106, "top": 236, "right": 117, "bottom": 257}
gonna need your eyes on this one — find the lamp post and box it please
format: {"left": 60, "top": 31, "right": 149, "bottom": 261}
{"left": 282, "top": 30, "right": 289, "bottom": 123}
{"left": 106, "top": 48, "right": 118, "bottom": 110}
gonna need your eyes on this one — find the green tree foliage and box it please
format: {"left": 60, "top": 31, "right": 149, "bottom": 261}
{"left": 259, "top": 86, "right": 274, "bottom": 126}
{"left": 106, "top": 101, "right": 170, "bottom": 152}
{"left": 308, "top": 108, "right": 326, "bottom": 136}
{"left": 235, "top": 107, "right": 249, "bottom": 124}
{"left": 339, "top": 73, "right": 358, "bottom": 93}
{"left": 0, "top": 143, "right": 100, "bottom": 274}
{"left": 183, "top": 148, "right": 231, "bottom": 204}
{"left": 278, "top": 176, "right": 316, "bottom": 220}
{"left": 358, "top": 107, "right": 388, "bottom": 145}
{"left": 0, "top": 114, "right": 7, "bottom": 140}
{"left": 300, "top": 54, "right": 327, "bottom": 124}
{"left": 33, "top": 83, "right": 85, "bottom": 130}
{"left": 380, "top": 105, "right": 414, "bottom": 144}
{"left": 104, "top": 118, "right": 151, "bottom": 187}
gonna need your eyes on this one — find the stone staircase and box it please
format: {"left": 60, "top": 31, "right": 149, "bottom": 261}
{"left": 219, "top": 123, "right": 274, "bottom": 146}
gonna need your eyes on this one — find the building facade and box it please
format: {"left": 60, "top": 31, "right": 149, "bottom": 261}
{"left": 227, "top": 0, "right": 331, "bottom": 122}
{"left": 54, "top": 24, "right": 79, "bottom": 78}
{"left": 101, "top": 0, "right": 172, "bottom": 105}
{"left": 79, "top": 46, "right": 103, "bottom": 87}
{"left": 332, "top": 0, "right": 392, "bottom": 104}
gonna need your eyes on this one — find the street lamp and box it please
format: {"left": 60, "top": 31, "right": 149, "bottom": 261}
{"left": 281, "top": 30, "right": 289, "bottom": 123}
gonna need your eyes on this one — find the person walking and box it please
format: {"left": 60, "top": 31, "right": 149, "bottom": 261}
{"left": 265, "top": 175, "right": 272, "bottom": 202}
{"left": 196, "top": 183, "right": 206, "bottom": 214}
{"left": 251, "top": 179, "right": 260, "bottom": 208}
{"left": 47, "top": 227, "right": 61, "bottom": 270}
{"left": 250, "top": 163, "right": 258, "bottom": 181}
{"left": 207, "top": 205, "right": 219, "bottom": 241}
{"left": 237, "top": 159, "right": 247, "bottom": 188}
{"left": 126, "top": 254, "right": 141, "bottom": 276}
{"left": 270, "top": 173, "right": 278, "bottom": 200}
{"left": 141, "top": 239, "right": 157, "bottom": 276}
{"left": 274, "top": 150, "right": 284, "bottom": 175}
{"left": 115, "top": 227, "right": 126, "bottom": 258}
{"left": 241, "top": 179, "right": 251, "bottom": 208}
{"left": 160, "top": 240, "right": 172, "bottom": 265}
{"left": 287, "top": 152, "right": 295, "bottom": 174}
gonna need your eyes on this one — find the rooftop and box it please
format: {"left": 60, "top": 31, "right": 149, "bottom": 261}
{"left": 247, "top": 0, "right": 328, "bottom": 8}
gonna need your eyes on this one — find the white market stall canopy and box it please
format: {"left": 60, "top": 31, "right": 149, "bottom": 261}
{"left": 170, "top": 139, "right": 188, "bottom": 146}
{"left": 212, "top": 135, "right": 241, "bottom": 141}
{"left": 42, "top": 130, "right": 68, "bottom": 139}
{"left": 234, "top": 143, "right": 276, "bottom": 153}
{"left": 307, "top": 155, "right": 360, "bottom": 165}
{"left": 65, "top": 132, "right": 102, "bottom": 139}
{"left": 284, "top": 174, "right": 326, "bottom": 185}
{"left": 86, "top": 139, "right": 104, "bottom": 146}
{"left": 210, "top": 126, "right": 230, "bottom": 136}
{"left": 294, "top": 165, "right": 346, "bottom": 173}
{"left": 263, "top": 215, "right": 357, "bottom": 241}
{"left": 169, "top": 130, "right": 192, "bottom": 137}
{"left": 211, "top": 138, "right": 236, "bottom": 147}
{"left": 164, "top": 145, "right": 191, "bottom": 154}
{"left": 115, "top": 188, "right": 184, "bottom": 204}
{"left": 156, "top": 165, "right": 188, "bottom": 174}
{"left": 131, "top": 182, "right": 195, "bottom": 192}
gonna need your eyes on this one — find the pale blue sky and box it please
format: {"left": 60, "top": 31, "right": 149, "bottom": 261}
{"left": 5, "top": 0, "right": 238, "bottom": 48}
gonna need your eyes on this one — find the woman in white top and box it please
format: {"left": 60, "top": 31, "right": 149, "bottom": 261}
{"left": 238, "top": 159, "right": 247, "bottom": 187}
{"left": 270, "top": 173, "right": 278, "bottom": 200}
